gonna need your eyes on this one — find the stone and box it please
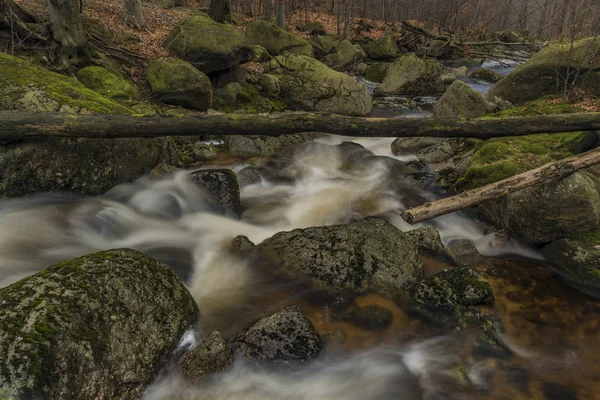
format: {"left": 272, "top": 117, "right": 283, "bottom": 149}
{"left": 165, "top": 13, "right": 253, "bottom": 74}
{"left": 375, "top": 54, "right": 445, "bottom": 96}
{"left": 404, "top": 226, "right": 448, "bottom": 259}
{"left": 364, "top": 36, "right": 398, "bottom": 61}
{"left": 255, "top": 217, "right": 424, "bottom": 296}
{"left": 314, "top": 35, "right": 339, "bottom": 54}
{"left": 246, "top": 20, "right": 313, "bottom": 57}
{"left": 356, "top": 62, "right": 368, "bottom": 76}
{"left": 147, "top": 58, "right": 212, "bottom": 111}
{"left": 488, "top": 37, "right": 600, "bottom": 104}
{"left": 237, "top": 166, "right": 262, "bottom": 187}
{"left": 297, "top": 21, "right": 327, "bottom": 36}
{"left": 234, "top": 305, "right": 323, "bottom": 362}
{"left": 414, "top": 267, "right": 494, "bottom": 307}
{"left": 264, "top": 54, "right": 372, "bottom": 116}
{"left": 230, "top": 235, "right": 256, "bottom": 254}
{"left": 470, "top": 67, "right": 503, "bottom": 83}
{"left": 251, "top": 45, "right": 271, "bottom": 62}
{"left": 77, "top": 66, "right": 139, "bottom": 100}
{"left": 365, "top": 62, "right": 390, "bottom": 83}
{"left": 335, "top": 39, "right": 366, "bottom": 70}
{"left": 542, "top": 239, "right": 600, "bottom": 298}
{"left": 446, "top": 240, "right": 485, "bottom": 267}
{"left": 179, "top": 331, "right": 232, "bottom": 382}
{"left": 189, "top": 169, "right": 241, "bottom": 218}
{"left": 225, "top": 133, "right": 314, "bottom": 157}
{"left": 215, "top": 82, "right": 242, "bottom": 102}
{"left": 391, "top": 137, "right": 455, "bottom": 164}
{"left": 0, "top": 249, "right": 198, "bottom": 399}
{"left": 258, "top": 73, "right": 280, "bottom": 99}
{"left": 435, "top": 80, "right": 492, "bottom": 120}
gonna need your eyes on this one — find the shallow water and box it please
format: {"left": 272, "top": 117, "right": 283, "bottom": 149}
{"left": 1, "top": 133, "right": 597, "bottom": 399}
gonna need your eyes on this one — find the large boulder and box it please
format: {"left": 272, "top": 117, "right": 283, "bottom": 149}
{"left": 165, "top": 14, "right": 253, "bottom": 74}
{"left": 233, "top": 305, "right": 323, "bottom": 362}
{"left": 179, "top": 331, "right": 232, "bottom": 382}
{"left": 364, "top": 36, "right": 398, "bottom": 61}
{"left": 255, "top": 217, "right": 424, "bottom": 295}
{"left": 365, "top": 62, "right": 390, "bottom": 83}
{"left": 264, "top": 54, "right": 372, "bottom": 116}
{"left": 488, "top": 38, "right": 600, "bottom": 104}
{"left": 479, "top": 172, "right": 600, "bottom": 244}
{"left": 375, "top": 54, "right": 445, "bottom": 96}
{"left": 147, "top": 58, "right": 212, "bottom": 111}
{"left": 189, "top": 169, "right": 241, "bottom": 218}
{"left": 542, "top": 239, "right": 600, "bottom": 298}
{"left": 433, "top": 80, "right": 492, "bottom": 119}
{"left": 314, "top": 35, "right": 339, "bottom": 54}
{"left": 335, "top": 39, "right": 366, "bottom": 69}
{"left": 0, "top": 249, "right": 198, "bottom": 399}
{"left": 246, "top": 20, "right": 313, "bottom": 57}
{"left": 76, "top": 66, "right": 139, "bottom": 100}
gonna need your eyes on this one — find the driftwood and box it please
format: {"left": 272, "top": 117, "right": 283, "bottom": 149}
{"left": 402, "top": 147, "right": 600, "bottom": 224}
{"left": 1, "top": 111, "right": 600, "bottom": 141}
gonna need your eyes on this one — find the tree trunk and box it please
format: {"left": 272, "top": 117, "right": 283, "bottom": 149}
{"left": 276, "top": 0, "right": 284, "bottom": 28}
{"left": 263, "top": 0, "right": 273, "bottom": 20}
{"left": 0, "top": 0, "right": 46, "bottom": 50}
{"left": 47, "top": 0, "right": 88, "bottom": 67}
{"left": 123, "top": 0, "right": 145, "bottom": 29}
{"left": 402, "top": 147, "right": 600, "bottom": 224}
{"left": 0, "top": 111, "right": 599, "bottom": 142}
{"left": 208, "top": 0, "right": 231, "bottom": 22}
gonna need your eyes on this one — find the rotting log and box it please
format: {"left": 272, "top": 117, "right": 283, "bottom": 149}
{"left": 401, "top": 147, "right": 600, "bottom": 224}
{"left": 1, "top": 111, "right": 600, "bottom": 141}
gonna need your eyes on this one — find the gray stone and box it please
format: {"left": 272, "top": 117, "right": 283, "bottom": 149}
{"left": 190, "top": 169, "right": 241, "bottom": 218}
{"left": 375, "top": 54, "right": 445, "bottom": 96}
{"left": 433, "top": 80, "right": 492, "bottom": 119}
{"left": 446, "top": 240, "right": 485, "bottom": 267}
{"left": 391, "top": 137, "right": 455, "bottom": 164}
{"left": 258, "top": 73, "right": 280, "bottom": 99}
{"left": 237, "top": 166, "right": 262, "bottom": 187}
{"left": 246, "top": 20, "right": 313, "bottom": 57}
{"left": 179, "top": 331, "right": 232, "bottom": 382}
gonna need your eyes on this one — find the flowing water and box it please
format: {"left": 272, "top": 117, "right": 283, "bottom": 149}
{"left": 1, "top": 60, "right": 599, "bottom": 399}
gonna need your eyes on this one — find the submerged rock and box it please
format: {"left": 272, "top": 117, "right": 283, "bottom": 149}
{"left": 179, "top": 331, "right": 233, "bottom": 382}
{"left": 247, "top": 20, "right": 313, "bottom": 57}
{"left": 164, "top": 13, "right": 253, "bottom": 74}
{"left": 375, "top": 54, "right": 445, "bottom": 97}
{"left": 433, "top": 80, "right": 492, "bottom": 119}
{"left": 234, "top": 305, "right": 323, "bottom": 362}
{"left": 264, "top": 54, "right": 372, "bottom": 116}
{"left": 255, "top": 217, "right": 424, "bottom": 296}
{"left": 344, "top": 305, "right": 393, "bottom": 331}
{"left": 147, "top": 58, "right": 212, "bottom": 111}
{"left": 190, "top": 169, "right": 241, "bottom": 218}
{"left": 414, "top": 267, "right": 494, "bottom": 307}
{"left": 542, "top": 239, "right": 600, "bottom": 298}
{"left": 237, "top": 166, "right": 262, "bottom": 187}
{"left": 0, "top": 249, "right": 198, "bottom": 399}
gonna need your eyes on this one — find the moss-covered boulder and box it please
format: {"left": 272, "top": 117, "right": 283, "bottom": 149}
{"left": 0, "top": 249, "right": 198, "bottom": 399}
{"left": 375, "top": 54, "right": 445, "bottom": 96}
{"left": 76, "top": 66, "right": 139, "bottom": 100}
{"left": 470, "top": 68, "right": 503, "bottom": 83}
{"left": 296, "top": 21, "right": 327, "bottom": 36}
{"left": 364, "top": 36, "right": 398, "bottom": 61}
{"left": 255, "top": 217, "right": 424, "bottom": 296}
{"left": 314, "top": 35, "right": 339, "bottom": 55}
{"left": 165, "top": 13, "right": 253, "bottom": 73}
{"left": 246, "top": 20, "right": 313, "bottom": 57}
{"left": 147, "top": 58, "right": 212, "bottom": 111}
{"left": 213, "top": 84, "right": 280, "bottom": 114}
{"left": 413, "top": 267, "right": 494, "bottom": 307}
{"left": 0, "top": 53, "right": 130, "bottom": 114}
{"left": 542, "top": 239, "right": 600, "bottom": 298}
{"left": 264, "top": 54, "right": 372, "bottom": 116}
{"left": 365, "top": 62, "right": 390, "bottom": 83}
{"left": 335, "top": 39, "right": 366, "bottom": 70}
{"left": 234, "top": 305, "right": 323, "bottom": 362}
{"left": 488, "top": 38, "right": 600, "bottom": 104}
{"left": 433, "top": 80, "right": 492, "bottom": 119}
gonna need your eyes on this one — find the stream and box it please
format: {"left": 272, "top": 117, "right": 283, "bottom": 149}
{"left": 0, "top": 60, "right": 599, "bottom": 399}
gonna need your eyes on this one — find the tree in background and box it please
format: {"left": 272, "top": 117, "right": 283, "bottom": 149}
{"left": 209, "top": 0, "right": 232, "bottom": 22}
{"left": 124, "top": 0, "right": 146, "bottom": 29}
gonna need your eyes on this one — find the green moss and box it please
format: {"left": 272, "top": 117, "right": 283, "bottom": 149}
{"left": 0, "top": 53, "right": 131, "bottom": 114}
{"left": 213, "top": 85, "right": 285, "bottom": 114}
{"left": 567, "top": 225, "right": 600, "bottom": 244}
{"left": 456, "top": 131, "right": 585, "bottom": 191}
{"left": 76, "top": 66, "right": 139, "bottom": 100}
{"left": 490, "top": 96, "right": 579, "bottom": 117}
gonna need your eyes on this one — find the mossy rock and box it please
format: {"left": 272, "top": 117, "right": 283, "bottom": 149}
{"left": 0, "top": 53, "right": 130, "bottom": 114}
{"left": 296, "top": 21, "right": 327, "bottom": 36}
{"left": 314, "top": 35, "right": 339, "bottom": 55}
{"left": 365, "top": 62, "right": 390, "bottom": 83}
{"left": 225, "top": 133, "right": 314, "bottom": 157}
{"left": 246, "top": 20, "right": 313, "bottom": 57}
{"left": 375, "top": 54, "right": 445, "bottom": 96}
{"left": 364, "top": 36, "right": 398, "bottom": 61}
{"left": 213, "top": 84, "right": 280, "bottom": 114}
{"left": 0, "top": 249, "right": 198, "bottom": 399}
{"left": 165, "top": 14, "right": 253, "bottom": 73}
{"left": 470, "top": 67, "right": 503, "bottom": 83}
{"left": 335, "top": 39, "right": 366, "bottom": 70}
{"left": 76, "top": 66, "right": 139, "bottom": 100}
{"left": 433, "top": 80, "right": 492, "bottom": 119}
{"left": 264, "top": 54, "right": 372, "bottom": 116}
{"left": 147, "top": 58, "right": 212, "bottom": 111}
{"left": 488, "top": 38, "right": 600, "bottom": 104}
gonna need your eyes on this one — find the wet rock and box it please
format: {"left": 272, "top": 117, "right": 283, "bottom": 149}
{"left": 255, "top": 217, "right": 424, "bottom": 296}
{"left": 474, "top": 316, "right": 509, "bottom": 357}
{"left": 413, "top": 267, "right": 494, "bottom": 307}
{"left": 542, "top": 382, "right": 578, "bottom": 400}
{"left": 375, "top": 54, "right": 445, "bottom": 96}
{"left": 230, "top": 235, "right": 256, "bottom": 254}
{"left": 0, "top": 249, "right": 198, "bottom": 399}
{"left": 190, "top": 169, "right": 241, "bottom": 218}
{"left": 365, "top": 62, "right": 390, "bottom": 83}
{"left": 165, "top": 13, "right": 253, "bottom": 74}
{"left": 225, "top": 133, "right": 314, "bottom": 157}
{"left": 264, "top": 54, "right": 372, "bottom": 116}
{"left": 246, "top": 20, "right": 313, "bottom": 57}
{"left": 179, "top": 331, "right": 232, "bottom": 382}
{"left": 542, "top": 239, "right": 600, "bottom": 298}
{"left": 334, "top": 40, "right": 366, "bottom": 70}
{"left": 356, "top": 62, "right": 368, "bottom": 76}
{"left": 77, "top": 66, "right": 139, "bottom": 100}
{"left": 433, "top": 80, "right": 492, "bottom": 119}
{"left": 446, "top": 240, "right": 485, "bottom": 267}
{"left": 440, "top": 66, "right": 468, "bottom": 84}
{"left": 234, "top": 305, "right": 323, "bottom": 362}
{"left": 237, "top": 166, "right": 262, "bottom": 187}
{"left": 470, "top": 67, "right": 503, "bottom": 83}
{"left": 344, "top": 305, "right": 393, "bottom": 331}
{"left": 532, "top": 266, "right": 554, "bottom": 281}
{"left": 391, "top": 137, "right": 455, "bottom": 164}
{"left": 178, "top": 142, "right": 218, "bottom": 163}
{"left": 404, "top": 226, "right": 448, "bottom": 260}
{"left": 364, "top": 35, "right": 398, "bottom": 61}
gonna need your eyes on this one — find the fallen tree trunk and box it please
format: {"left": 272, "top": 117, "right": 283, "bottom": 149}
{"left": 1, "top": 111, "right": 600, "bottom": 140}
{"left": 401, "top": 147, "right": 600, "bottom": 224}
